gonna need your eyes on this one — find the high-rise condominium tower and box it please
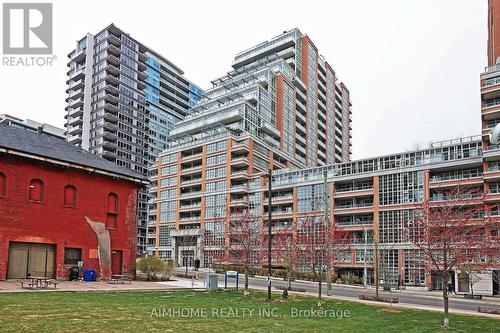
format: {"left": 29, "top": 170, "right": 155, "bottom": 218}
{"left": 482, "top": 0, "right": 500, "bottom": 177}
{"left": 65, "top": 24, "right": 202, "bottom": 254}
{"left": 148, "top": 28, "right": 352, "bottom": 263}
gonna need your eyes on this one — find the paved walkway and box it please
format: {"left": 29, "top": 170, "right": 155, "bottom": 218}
{"left": 0, "top": 279, "right": 201, "bottom": 293}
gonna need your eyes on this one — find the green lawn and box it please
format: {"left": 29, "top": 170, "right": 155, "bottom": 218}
{"left": 0, "top": 290, "right": 497, "bottom": 332}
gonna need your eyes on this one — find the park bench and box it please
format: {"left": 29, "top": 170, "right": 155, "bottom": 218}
{"left": 109, "top": 274, "right": 132, "bottom": 284}
{"left": 19, "top": 280, "right": 37, "bottom": 289}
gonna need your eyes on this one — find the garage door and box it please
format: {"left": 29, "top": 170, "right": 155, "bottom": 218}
{"left": 7, "top": 242, "right": 55, "bottom": 279}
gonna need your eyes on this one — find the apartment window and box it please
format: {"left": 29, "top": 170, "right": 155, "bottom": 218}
{"left": 379, "top": 210, "right": 413, "bottom": 244}
{"left": 206, "top": 167, "right": 226, "bottom": 180}
{"left": 160, "top": 177, "right": 176, "bottom": 187}
{"left": 64, "top": 185, "right": 77, "bottom": 207}
{"left": 160, "top": 189, "right": 176, "bottom": 199}
{"left": 159, "top": 225, "right": 175, "bottom": 247}
{"left": 204, "top": 220, "right": 225, "bottom": 247}
{"left": 205, "top": 194, "right": 226, "bottom": 218}
{"left": 160, "top": 201, "right": 176, "bottom": 222}
{"left": 490, "top": 182, "right": 500, "bottom": 194}
{"left": 0, "top": 172, "right": 6, "bottom": 197}
{"left": 29, "top": 179, "right": 44, "bottom": 202}
{"left": 64, "top": 248, "right": 82, "bottom": 265}
{"left": 404, "top": 249, "right": 425, "bottom": 286}
{"left": 106, "top": 193, "right": 118, "bottom": 228}
{"left": 159, "top": 250, "right": 172, "bottom": 260}
{"left": 379, "top": 171, "right": 424, "bottom": 206}
{"left": 206, "top": 180, "right": 226, "bottom": 192}
{"left": 297, "top": 184, "right": 326, "bottom": 212}
{"left": 161, "top": 165, "right": 177, "bottom": 175}
{"left": 207, "top": 154, "right": 226, "bottom": 166}
{"left": 161, "top": 154, "right": 176, "bottom": 164}
{"left": 380, "top": 249, "right": 399, "bottom": 285}
{"left": 206, "top": 140, "right": 227, "bottom": 153}
{"left": 355, "top": 250, "right": 373, "bottom": 263}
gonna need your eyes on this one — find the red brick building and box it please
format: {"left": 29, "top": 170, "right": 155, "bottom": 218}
{"left": 0, "top": 124, "right": 148, "bottom": 280}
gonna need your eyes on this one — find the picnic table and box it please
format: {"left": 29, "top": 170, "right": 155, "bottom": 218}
{"left": 19, "top": 277, "right": 58, "bottom": 290}
{"left": 108, "top": 274, "right": 132, "bottom": 284}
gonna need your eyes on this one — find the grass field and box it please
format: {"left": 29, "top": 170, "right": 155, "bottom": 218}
{"left": 0, "top": 290, "right": 498, "bottom": 332}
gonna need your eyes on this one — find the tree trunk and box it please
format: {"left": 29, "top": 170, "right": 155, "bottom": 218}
{"left": 442, "top": 276, "right": 449, "bottom": 329}
{"left": 244, "top": 266, "right": 249, "bottom": 294}
{"left": 185, "top": 263, "right": 188, "bottom": 278}
{"left": 318, "top": 268, "right": 322, "bottom": 302}
{"left": 288, "top": 274, "right": 292, "bottom": 290}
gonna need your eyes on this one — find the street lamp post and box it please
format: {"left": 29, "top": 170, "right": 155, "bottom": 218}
{"left": 363, "top": 228, "right": 368, "bottom": 288}
{"left": 324, "top": 170, "right": 332, "bottom": 296}
{"left": 263, "top": 169, "right": 273, "bottom": 300}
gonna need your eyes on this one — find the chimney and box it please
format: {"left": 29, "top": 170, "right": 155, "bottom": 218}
{"left": 37, "top": 126, "right": 44, "bottom": 135}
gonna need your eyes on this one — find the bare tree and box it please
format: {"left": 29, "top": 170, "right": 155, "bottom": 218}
{"left": 223, "top": 209, "right": 264, "bottom": 295}
{"left": 371, "top": 237, "right": 398, "bottom": 298}
{"left": 273, "top": 227, "right": 301, "bottom": 290}
{"left": 297, "top": 212, "right": 351, "bottom": 305}
{"left": 407, "top": 186, "right": 497, "bottom": 329}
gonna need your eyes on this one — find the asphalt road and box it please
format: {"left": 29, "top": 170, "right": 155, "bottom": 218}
{"left": 180, "top": 269, "right": 498, "bottom": 313}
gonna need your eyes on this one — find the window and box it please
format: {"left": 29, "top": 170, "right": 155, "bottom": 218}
{"left": 107, "top": 193, "right": 118, "bottom": 228}
{"left": 64, "top": 248, "right": 82, "bottom": 265}
{"left": 0, "top": 173, "right": 6, "bottom": 197}
{"left": 64, "top": 185, "right": 77, "bottom": 207}
{"left": 29, "top": 179, "right": 44, "bottom": 202}
{"left": 159, "top": 225, "right": 175, "bottom": 247}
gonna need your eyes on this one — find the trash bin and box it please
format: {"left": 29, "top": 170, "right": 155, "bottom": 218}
{"left": 82, "top": 269, "right": 96, "bottom": 282}
{"left": 68, "top": 267, "right": 80, "bottom": 281}
{"left": 207, "top": 275, "right": 218, "bottom": 291}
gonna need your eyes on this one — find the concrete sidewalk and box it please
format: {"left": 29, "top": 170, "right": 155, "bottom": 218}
{"left": 220, "top": 280, "right": 500, "bottom": 319}
{"left": 0, "top": 279, "right": 197, "bottom": 293}
{"left": 189, "top": 267, "right": 500, "bottom": 304}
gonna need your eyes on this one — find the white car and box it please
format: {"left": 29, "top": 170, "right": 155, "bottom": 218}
{"left": 226, "top": 270, "right": 238, "bottom": 278}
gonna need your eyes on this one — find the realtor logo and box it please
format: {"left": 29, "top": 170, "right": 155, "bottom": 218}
{"left": 2, "top": 3, "right": 53, "bottom": 54}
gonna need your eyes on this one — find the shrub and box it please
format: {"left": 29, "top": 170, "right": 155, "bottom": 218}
{"left": 162, "top": 260, "right": 175, "bottom": 281}
{"left": 136, "top": 256, "right": 165, "bottom": 281}
{"left": 352, "top": 276, "right": 362, "bottom": 285}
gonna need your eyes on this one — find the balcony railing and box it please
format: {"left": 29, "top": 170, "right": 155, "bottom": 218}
{"left": 482, "top": 76, "right": 500, "bottom": 87}
{"left": 179, "top": 216, "right": 200, "bottom": 222}
{"left": 430, "top": 172, "right": 483, "bottom": 182}
{"left": 352, "top": 238, "right": 374, "bottom": 245}
{"left": 335, "top": 202, "right": 373, "bottom": 209}
{"left": 336, "top": 219, "right": 374, "bottom": 227}
{"left": 182, "top": 152, "right": 203, "bottom": 160}
{"left": 335, "top": 183, "right": 373, "bottom": 192}
{"left": 182, "top": 165, "right": 203, "bottom": 172}
{"left": 179, "top": 190, "right": 202, "bottom": 197}
{"left": 430, "top": 193, "right": 483, "bottom": 202}
{"left": 484, "top": 64, "right": 500, "bottom": 73}
{"left": 270, "top": 209, "right": 293, "bottom": 215}
{"left": 180, "top": 203, "right": 202, "bottom": 209}
{"left": 230, "top": 184, "right": 249, "bottom": 191}
{"left": 181, "top": 177, "right": 202, "bottom": 185}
